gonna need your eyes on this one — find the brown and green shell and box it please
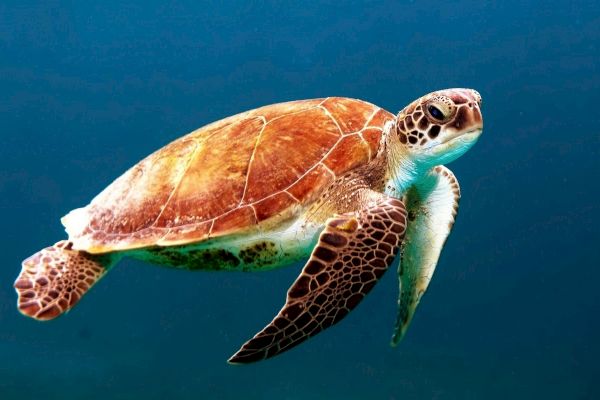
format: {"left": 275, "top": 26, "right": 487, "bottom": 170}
{"left": 63, "top": 97, "right": 395, "bottom": 253}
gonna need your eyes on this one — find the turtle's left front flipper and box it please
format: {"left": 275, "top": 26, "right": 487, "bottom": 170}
{"left": 229, "top": 193, "right": 407, "bottom": 364}
{"left": 391, "top": 166, "right": 461, "bottom": 346}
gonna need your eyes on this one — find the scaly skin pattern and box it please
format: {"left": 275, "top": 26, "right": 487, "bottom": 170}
{"left": 395, "top": 89, "right": 482, "bottom": 148}
{"left": 14, "top": 241, "right": 113, "bottom": 320}
{"left": 229, "top": 194, "right": 407, "bottom": 363}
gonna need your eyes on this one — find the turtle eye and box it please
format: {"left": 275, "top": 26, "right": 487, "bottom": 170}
{"left": 428, "top": 105, "right": 444, "bottom": 121}
{"left": 425, "top": 96, "right": 455, "bottom": 123}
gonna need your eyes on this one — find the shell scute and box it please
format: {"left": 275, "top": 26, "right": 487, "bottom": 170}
{"left": 323, "top": 134, "right": 372, "bottom": 175}
{"left": 368, "top": 108, "right": 393, "bottom": 129}
{"left": 247, "top": 98, "right": 323, "bottom": 121}
{"left": 158, "top": 221, "right": 213, "bottom": 247}
{"left": 253, "top": 192, "right": 298, "bottom": 222}
{"left": 88, "top": 138, "right": 199, "bottom": 234}
{"left": 243, "top": 107, "right": 340, "bottom": 203}
{"left": 361, "top": 127, "right": 385, "bottom": 157}
{"left": 156, "top": 116, "right": 264, "bottom": 226}
{"left": 287, "top": 164, "right": 335, "bottom": 204}
{"left": 211, "top": 206, "right": 258, "bottom": 237}
{"left": 321, "top": 97, "right": 376, "bottom": 133}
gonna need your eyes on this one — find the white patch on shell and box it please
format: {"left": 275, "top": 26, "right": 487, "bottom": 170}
{"left": 61, "top": 208, "right": 90, "bottom": 245}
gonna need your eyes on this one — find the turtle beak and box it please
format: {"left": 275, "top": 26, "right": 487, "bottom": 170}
{"left": 445, "top": 96, "right": 483, "bottom": 143}
{"left": 425, "top": 98, "right": 483, "bottom": 163}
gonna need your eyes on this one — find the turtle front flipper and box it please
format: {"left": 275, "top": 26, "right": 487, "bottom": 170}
{"left": 391, "top": 166, "right": 461, "bottom": 346}
{"left": 229, "top": 193, "right": 407, "bottom": 364}
{"left": 14, "top": 241, "right": 115, "bottom": 320}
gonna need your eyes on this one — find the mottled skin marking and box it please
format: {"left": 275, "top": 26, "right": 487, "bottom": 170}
{"left": 396, "top": 88, "right": 482, "bottom": 149}
{"left": 146, "top": 246, "right": 241, "bottom": 271}
{"left": 238, "top": 241, "right": 278, "bottom": 267}
{"left": 139, "top": 240, "right": 286, "bottom": 271}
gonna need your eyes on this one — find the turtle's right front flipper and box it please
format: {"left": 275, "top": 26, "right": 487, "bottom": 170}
{"left": 391, "top": 166, "right": 461, "bottom": 346}
{"left": 229, "top": 193, "right": 407, "bottom": 364}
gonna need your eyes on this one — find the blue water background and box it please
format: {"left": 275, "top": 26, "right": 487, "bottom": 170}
{"left": 1, "top": 1, "right": 598, "bottom": 398}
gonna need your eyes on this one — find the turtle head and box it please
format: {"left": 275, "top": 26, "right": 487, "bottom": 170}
{"left": 395, "top": 88, "right": 483, "bottom": 166}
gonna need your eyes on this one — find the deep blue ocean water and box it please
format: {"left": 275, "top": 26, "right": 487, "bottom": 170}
{"left": 1, "top": 1, "right": 599, "bottom": 399}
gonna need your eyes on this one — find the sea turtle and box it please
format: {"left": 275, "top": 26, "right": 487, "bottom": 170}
{"left": 15, "top": 88, "right": 483, "bottom": 364}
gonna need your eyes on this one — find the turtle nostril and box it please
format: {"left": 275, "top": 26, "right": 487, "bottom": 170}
{"left": 470, "top": 90, "right": 482, "bottom": 106}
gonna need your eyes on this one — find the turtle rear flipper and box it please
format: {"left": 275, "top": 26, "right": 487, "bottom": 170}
{"left": 14, "top": 241, "right": 114, "bottom": 320}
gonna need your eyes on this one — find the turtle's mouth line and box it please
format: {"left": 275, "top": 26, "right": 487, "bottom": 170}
{"left": 424, "top": 128, "right": 482, "bottom": 151}
{"left": 443, "top": 128, "right": 482, "bottom": 145}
